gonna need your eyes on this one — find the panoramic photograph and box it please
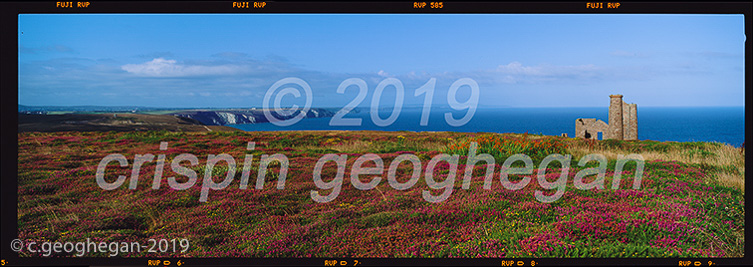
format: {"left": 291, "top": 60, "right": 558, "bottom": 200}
{"left": 16, "top": 13, "right": 744, "bottom": 259}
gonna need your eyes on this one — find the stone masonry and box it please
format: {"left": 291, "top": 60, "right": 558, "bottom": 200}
{"left": 575, "top": 95, "right": 637, "bottom": 140}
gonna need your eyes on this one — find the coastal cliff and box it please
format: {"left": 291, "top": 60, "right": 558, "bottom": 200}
{"left": 169, "top": 108, "right": 335, "bottom": 126}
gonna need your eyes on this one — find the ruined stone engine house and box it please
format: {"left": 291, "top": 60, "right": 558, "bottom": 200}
{"left": 575, "top": 95, "right": 637, "bottom": 140}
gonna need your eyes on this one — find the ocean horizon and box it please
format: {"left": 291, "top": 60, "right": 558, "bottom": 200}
{"left": 231, "top": 106, "right": 745, "bottom": 147}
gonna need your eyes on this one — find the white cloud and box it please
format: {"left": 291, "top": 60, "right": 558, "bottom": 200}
{"left": 121, "top": 58, "right": 245, "bottom": 77}
{"left": 495, "top": 62, "right": 543, "bottom": 75}
{"left": 491, "top": 61, "right": 602, "bottom": 83}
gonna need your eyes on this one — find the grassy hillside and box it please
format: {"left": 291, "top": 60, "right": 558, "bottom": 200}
{"left": 18, "top": 113, "right": 239, "bottom": 132}
{"left": 17, "top": 131, "right": 744, "bottom": 257}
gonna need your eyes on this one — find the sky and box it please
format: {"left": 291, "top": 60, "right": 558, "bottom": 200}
{"left": 18, "top": 14, "right": 745, "bottom": 108}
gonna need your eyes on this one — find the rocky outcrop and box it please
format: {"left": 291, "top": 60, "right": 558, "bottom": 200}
{"left": 170, "top": 108, "right": 335, "bottom": 126}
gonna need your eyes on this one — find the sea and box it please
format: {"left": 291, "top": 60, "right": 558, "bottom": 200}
{"left": 231, "top": 107, "right": 745, "bottom": 147}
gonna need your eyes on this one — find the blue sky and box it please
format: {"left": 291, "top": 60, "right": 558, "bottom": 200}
{"left": 18, "top": 14, "right": 744, "bottom": 108}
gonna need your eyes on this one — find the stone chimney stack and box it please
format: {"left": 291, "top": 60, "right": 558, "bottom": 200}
{"left": 629, "top": 103, "right": 637, "bottom": 140}
{"left": 575, "top": 94, "right": 637, "bottom": 141}
{"left": 622, "top": 102, "right": 638, "bottom": 140}
{"left": 608, "top": 94, "right": 624, "bottom": 140}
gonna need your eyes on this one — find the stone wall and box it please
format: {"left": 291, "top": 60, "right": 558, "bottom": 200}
{"left": 575, "top": 95, "right": 637, "bottom": 140}
{"left": 575, "top": 118, "right": 609, "bottom": 140}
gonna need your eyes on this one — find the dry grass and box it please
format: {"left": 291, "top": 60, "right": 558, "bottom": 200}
{"left": 568, "top": 140, "right": 745, "bottom": 192}
{"left": 299, "top": 134, "right": 449, "bottom": 154}
{"left": 713, "top": 172, "right": 746, "bottom": 193}
{"left": 320, "top": 140, "right": 372, "bottom": 153}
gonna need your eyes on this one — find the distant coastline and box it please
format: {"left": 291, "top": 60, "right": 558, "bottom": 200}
{"left": 17, "top": 105, "right": 744, "bottom": 147}
{"left": 18, "top": 105, "right": 337, "bottom": 125}
{"left": 233, "top": 107, "right": 745, "bottom": 147}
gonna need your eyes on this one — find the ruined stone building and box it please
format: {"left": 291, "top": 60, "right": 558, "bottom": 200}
{"left": 575, "top": 95, "right": 637, "bottom": 140}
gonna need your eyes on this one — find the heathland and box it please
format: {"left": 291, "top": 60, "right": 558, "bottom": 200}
{"left": 17, "top": 130, "right": 744, "bottom": 257}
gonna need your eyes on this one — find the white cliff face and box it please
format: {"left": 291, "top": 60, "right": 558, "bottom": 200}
{"left": 274, "top": 108, "right": 296, "bottom": 117}
{"left": 217, "top": 112, "right": 237, "bottom": 124}
{"left": 247, "top": 115, "right": 256, "bottom": 123}
{"left": 170, "top": 108, "right": 335, "bottom": 126}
